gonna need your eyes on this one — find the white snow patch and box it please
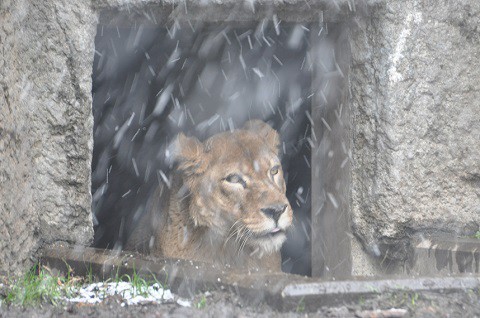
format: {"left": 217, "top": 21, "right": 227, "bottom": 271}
{"left": 64, "top": 282, "right": 191, "bottom": 306}
{"left": 176, "top": 298, "right": 192, "bottom": 307}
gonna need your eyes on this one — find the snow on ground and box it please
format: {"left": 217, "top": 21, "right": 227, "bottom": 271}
{"left": 65, "top": 282, "right": 191, "bottom": 307}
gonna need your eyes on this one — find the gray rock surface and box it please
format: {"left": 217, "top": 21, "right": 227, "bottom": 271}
{"left": 350, "top": 0, "right": 480, "bottom": 273}
{"left": 0, "top": 0, "right": 478, "bottom": 275}
{"left": 0, "top": 0, "right": 96, "bottom": 274}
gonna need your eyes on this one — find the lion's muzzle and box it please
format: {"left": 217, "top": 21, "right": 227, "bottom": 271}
{"left": 261, "top": 204, "right": 288, "bottom": 223}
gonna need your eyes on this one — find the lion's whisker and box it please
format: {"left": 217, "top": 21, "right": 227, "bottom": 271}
{"left": 234, "top": 224, "right": 246, "bottom": 243}
{"left": 224, "top": 221, "right": 242, "bottom": 248}
{"left": 238, "top": 229, "right": 253, "bottom": 256}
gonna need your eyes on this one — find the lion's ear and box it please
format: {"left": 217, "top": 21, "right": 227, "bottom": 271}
{"left": 173, "top": 133, "right": 207, "bottom": 175}
{"left": 243, "top": 120, "right": 280, "bottom": 152}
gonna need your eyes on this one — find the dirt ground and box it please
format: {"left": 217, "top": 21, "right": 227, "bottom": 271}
{"left": 1, "top": 288, "right": 479, "bottom": 318}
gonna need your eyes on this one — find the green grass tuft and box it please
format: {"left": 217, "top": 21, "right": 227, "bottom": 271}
{"left": 120, "top": 265, "right": 153, "bottom": 298}
{"left": 1, "top": 261, "right": 168, "bottom": 308}
{"left": 474, "top": 231, "right": 480, "bottom": 239}
{"left": 2, "top": 264, "right": 81, "bottom": 307}
{"left": 295, "top": 296, "right": 306, "bottom": 313}
{"left": 196, "top": 295, "right": 207, "bottom": 309}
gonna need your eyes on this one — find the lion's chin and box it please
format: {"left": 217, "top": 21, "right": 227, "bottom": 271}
{"left": 249, "top": 230, "right": 287, "bottom": 255}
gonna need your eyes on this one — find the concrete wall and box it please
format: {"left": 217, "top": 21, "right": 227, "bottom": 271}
{"left": 0, "top": 0, "right": 478, "bottom": 275}
{"left": 350, "top": 0, "right": 480, "bottom": 274}
{"left": 0, "top": 0, "right": 96, "bottom": 274}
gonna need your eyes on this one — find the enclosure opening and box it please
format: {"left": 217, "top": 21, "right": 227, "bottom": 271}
{"left": 91, "top": 17, "right": 350, "bottom": 278}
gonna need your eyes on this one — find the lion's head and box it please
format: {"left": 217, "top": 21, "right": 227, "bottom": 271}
{"left": 173, "top": 120, "right": 293, "bottom": 255}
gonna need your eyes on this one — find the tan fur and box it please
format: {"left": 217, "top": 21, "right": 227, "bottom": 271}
{"left": 126, "top": 120, "right": 293, "bottom": 272}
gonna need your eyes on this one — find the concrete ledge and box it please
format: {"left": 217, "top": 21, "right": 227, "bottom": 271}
{"left": 41, "top": 245, "right": 480, "bottom": 311}
{"left": 413, "top": 236, "right": 480, "bottom": 275}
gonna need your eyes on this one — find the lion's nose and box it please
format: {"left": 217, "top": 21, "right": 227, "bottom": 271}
{"left": 261, "top": 204, "right": 287, "bottom": 223}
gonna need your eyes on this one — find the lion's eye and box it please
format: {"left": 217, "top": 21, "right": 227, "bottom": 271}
{"left": 270, "top": 166, "right": 279, "bottom": 176}
{"left": 224, "top": 174, "right": 247, "bottom": 188}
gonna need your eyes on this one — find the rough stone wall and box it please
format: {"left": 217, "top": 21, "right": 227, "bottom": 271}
{"left": 350, "top": 0, "right": 480, "bottom": 274}
{"left": 0, "top": 0, "right": 96, "bottom": 274}
{"left": 1, "top": 0, "right": 478, "bottom": 276}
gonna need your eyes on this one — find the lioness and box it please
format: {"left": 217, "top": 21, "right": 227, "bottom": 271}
{"left": 126, "top": 120, "right": 293, "bottom": 271}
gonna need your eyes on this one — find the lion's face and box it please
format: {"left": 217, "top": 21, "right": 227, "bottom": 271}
{"left": 174, "top": 120, "right": 293, "bottom": 254}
